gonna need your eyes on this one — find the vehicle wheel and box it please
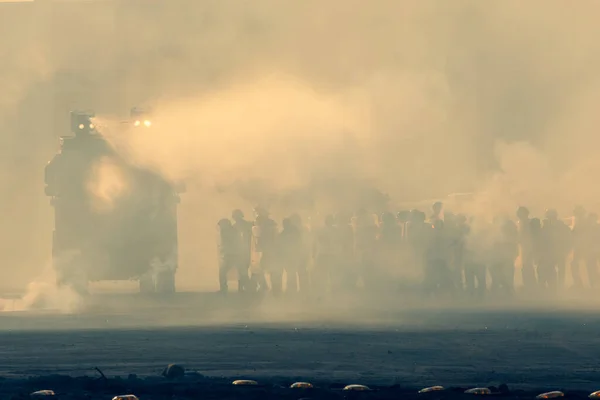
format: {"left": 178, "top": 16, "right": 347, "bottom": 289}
{"left": 139, "top": 274, "right": 156, "bottom": 294}
{"left": 155, "top": 270, "right": 176, "bottom": 294}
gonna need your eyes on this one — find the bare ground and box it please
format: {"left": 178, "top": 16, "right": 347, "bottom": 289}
{"left": 1, "top": 292, "right": 600, "bottom": 399}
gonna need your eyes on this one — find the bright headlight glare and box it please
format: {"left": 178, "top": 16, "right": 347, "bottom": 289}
{"left": 144, "top": 120, "right": 151, "bottom": 127}
{"left": 134, "top": 120, "right": 141, "bottom": 127}
{"left": 78, "top": 124, "right": 84, "bottom": 129}
{"left": 89, "top": 124, "right": 95, "bottom": 129}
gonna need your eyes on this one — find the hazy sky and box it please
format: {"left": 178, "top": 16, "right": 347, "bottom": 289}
{"left": 1, "top": 0, "right": 600, "bottom": 290}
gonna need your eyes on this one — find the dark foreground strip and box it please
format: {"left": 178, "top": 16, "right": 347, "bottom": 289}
{"left": 2, "top": 375, "right": 596, "bottom": 400}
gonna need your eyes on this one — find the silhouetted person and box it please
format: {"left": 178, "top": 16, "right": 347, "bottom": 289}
{"left": 453, "top": 214, "right": 469, "bottom": 291}
{"left": 313, "top": 215, "right": 339, "bottom": 297}
{"left": 516, "top": 206, "right": 537, "bottom": 288}
{"left": 424, "top": 219, "right": 453, "bottom": 296}
{"left": 232, "top": 209, "right": 252, "bottom": 292}
{"left": 464, "top": 217, "right": 487, "bottom": 298}
{"left": 430, "top": 201, "right": 444, "bottom": 224}
{"left": 538, "top": 209, "right": 565, "bottom": 290}
{"left": 571, "top": 206, "right": 588, "bottom": 288}
{"left": 530, "top": 217, "right": 543, "bottom": 286}
{"left": 378, "top": 212, "right": 402, "bottom": 247}
{"left": 217, "top": 218, "right": 242, "bottom": 294}
{"left": 444, "top": 212, "right": 465, "bottom": 291}
{"left": 275, "top": 217, "right": 302, "bottom": 296}
{"left": 406, "top": 209, "right": 430, "bottom": 278}
{"left": 556, "top": 212, "right": 572, "bottom": 288}
{"left": 289, "top": 213, "right": 311, "bottom": 294}
{"left": 250, "top": 206, "right": 277, "bottom": 293}
{"left": 397, "top": 210, "right": 411, "bottom": 238}
{"left": 396, "top": 210, "right": 412, "bottom": 285}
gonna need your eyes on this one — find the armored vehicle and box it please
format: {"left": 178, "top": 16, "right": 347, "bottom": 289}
{"left": 45, "top": 110, "right": 182, "bottom": 294}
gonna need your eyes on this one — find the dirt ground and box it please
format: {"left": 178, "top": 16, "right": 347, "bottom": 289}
{"left": 1, "top": 292, "right": 600, "bottom": 399}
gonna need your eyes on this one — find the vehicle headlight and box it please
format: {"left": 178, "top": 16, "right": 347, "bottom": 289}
{"left": 144, "top": 120, "right": 152, "bottom": 127}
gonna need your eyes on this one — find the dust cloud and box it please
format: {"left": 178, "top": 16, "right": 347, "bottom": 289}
{"left": 0, "top": 0, "right": 600, "bottom": 317}
{"left": 0, "top": 263, "right": 83, "bottom": 314}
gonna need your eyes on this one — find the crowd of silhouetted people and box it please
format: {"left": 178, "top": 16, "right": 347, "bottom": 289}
{"left": 216, "top": 203, "right": 600, "bottom": 299}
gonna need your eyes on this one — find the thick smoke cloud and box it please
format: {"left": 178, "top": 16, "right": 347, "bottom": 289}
{"left": 1, "top": 0, "right": 600, "bottom": 292}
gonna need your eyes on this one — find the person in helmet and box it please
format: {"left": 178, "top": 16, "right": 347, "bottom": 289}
{"left": 571, "top": 206, "right": 588, "bottom": 288}
{"left": 463, "top": 216, "right": 487, "bottom": 299}
{"left": 530, "top": 217, "right": 543, "bottom": 275}
{"left": 424, "top": 219, "right": 453, "bottom": 297}
{"left": 405, "top": 210, "right": 431, "bottom": 279}
{"left": 231, "top": 209, "right": 252, "bottom": 292}
{"left": 217, "top": 218, "right": 243, "bottom": 294}
{"left": 538, "top": 209, "right": 569, "bottom": 290}
{"left": 452, "top": 213, "right": 470, "bottom": 292}
{"left": 555, "top": 209, "right": 572, "bottom": 288}
{"left": 430, "top": 201, "right": 444, "bottom": 224}
{"left": 397, "top": 210, "right": 411, "bottom": 234}
{"left": 250, "top": 206, "right": 277, "bottom": 293}
{"left": 516, "top": 206, "right": 537, "bottom": 288}
{"left": 271, "top": 217, "right": 297, "bottom": 296}
{"left": 288, "top": 213, "right": 311, "bottom": 294}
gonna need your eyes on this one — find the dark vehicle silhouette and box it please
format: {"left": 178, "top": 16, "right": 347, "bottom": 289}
{"left": 44, "top": 110, "right": 182, "bottom": 294}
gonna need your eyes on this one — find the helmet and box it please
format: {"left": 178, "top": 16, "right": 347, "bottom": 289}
{"left": 290, "top": 213, "right": 302, "bottom": 227}
{"left": 254, "top": 206, "right": 269, "bottom": 218}
{"left": 516, "top": 206, "right": 530, "bottom": 220}
{"left": 545, "top": 208, "right": 558, "bottom": 221}
{"left": 574, "top": 206, "right": 586, "bottom": 219}
{"left": 381, "top": 212, "right": 395, "bottom": 224}
{"left": 397, "top": 210, "right": 410, "bottom": 223}
{"left": 410, "top": 209, "right": 426, "bottom": 223}
{"left": 218, "top": 218, "right": 232, "bottom": 228}
{"left": 282, "top": 217, "right": 293, "bottom": 230}
{"left": 232, "top": 209, "right": 244, "bottom": 220}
